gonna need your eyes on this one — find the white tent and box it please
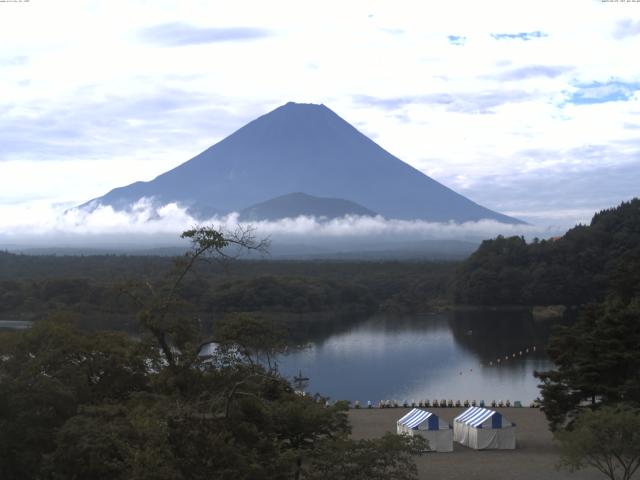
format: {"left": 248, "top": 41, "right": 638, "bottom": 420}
{"left": 396, "top": 408, "right": 453, "bottom": 452}
{"left": 453, "top": 407, "right": 516, "bottom": 450}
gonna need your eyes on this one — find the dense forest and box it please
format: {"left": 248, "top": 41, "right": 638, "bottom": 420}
{"left": 0, "top": 251, "right": 455, "bottom": 336}
{"left": 453, "top": 199, "right": 640, "bottom": 306}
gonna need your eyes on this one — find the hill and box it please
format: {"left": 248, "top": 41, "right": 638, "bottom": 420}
{"left": 452, "top": 198, "right": 640, "bottom": 305}
{"left": 238, "top": 192, "right": 376, "bottom": 221}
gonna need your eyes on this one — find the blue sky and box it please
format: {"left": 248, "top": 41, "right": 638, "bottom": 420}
{"left": 0, "top": 0, "right": 639, "bottom": 237}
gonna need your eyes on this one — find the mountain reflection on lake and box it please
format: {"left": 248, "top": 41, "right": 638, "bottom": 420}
{"left": 277, "top": 310, "right": 559, "bottom": 404}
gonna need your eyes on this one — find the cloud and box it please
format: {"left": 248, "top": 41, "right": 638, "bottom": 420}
{"left": 447, "top": 157, "right": 640, "bottom": 227}
{"left": 0, "top": 86, "right": 260, "bottom": 162}
{"left": 494, "top": 65, "right": 573, "bottom": 81}
{"left": 139, "top": 22, "right": 272, "bottom": 47}
{"left": 490, "top": 31, "right": 548, "bottom": 41}
{"left": 447, "top": 35, "right": 466, "bottom": 46}
{"left": 0, "top": 55, "right": 27, "bottom": 68}
{"left": 565, "top": 80, "right": 640, "bottom": 105}
{"left": 353, "top": 90, "right": 534, "bottom": 113}
{"left": 613, "top": 19, "right": 640, "bottom": 39}
{"left": 0, "top": 198, "right": 556, "bottom": 248}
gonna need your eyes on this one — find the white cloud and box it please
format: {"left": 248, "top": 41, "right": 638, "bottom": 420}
{"left": 0, "top": 0, "right": 639, "bottom": 231}
{"left": 0, "top": 199, "right": 560, "bottom": 248}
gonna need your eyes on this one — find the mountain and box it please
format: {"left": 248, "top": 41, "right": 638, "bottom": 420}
{"left": 82, "top": 102, "right": 522, "bottom": 224}
{"left": 238, "top": 192, "right": 376, "bottom": 221}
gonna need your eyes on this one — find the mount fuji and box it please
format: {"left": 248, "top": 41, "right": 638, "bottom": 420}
{"left": 81, "top": 102, "right": 522, "bottom": 224}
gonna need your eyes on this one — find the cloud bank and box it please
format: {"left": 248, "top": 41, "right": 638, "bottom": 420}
{"left": 0, "top": 199, "right": 564, "bottom": 249}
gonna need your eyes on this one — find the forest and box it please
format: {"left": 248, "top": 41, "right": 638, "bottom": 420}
{"left": 2, "top": 200, "right": 640, "bottom": 338}
{"left": 453, "top": 199, "right": 640, "bottom": 306}
{"left": 0, "top": 249, "right": 455, "bottom": 337}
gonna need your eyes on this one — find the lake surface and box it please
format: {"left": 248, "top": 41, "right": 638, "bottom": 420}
{"left": 0, "top": 320, "right": 33, "bottom": 330}
{"left": 277, "top": 310, "right": 558, "bottom": 404}
{"left": 1, "top": 312, "right": 559, "bottom": 404}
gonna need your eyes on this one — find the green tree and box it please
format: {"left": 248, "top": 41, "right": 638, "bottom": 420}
{"left": 535, "top": 295, "right": 640, "bottom": 430}
{"left": 48, "top": 405, "right": 137, "bottom": 480}
{"left": 304, "top": 433, "right": 428, "bottom": 480}
{"left": 0, "top": 320, "right": 149, "bottom": 479}
{"left": 556, "top": 405, "right": 640, "bottom": 480}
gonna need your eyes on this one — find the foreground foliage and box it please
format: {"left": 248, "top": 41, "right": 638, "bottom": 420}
{"left": 556, "top": 405, "right": 640, "bottom": 480}
{"left": 535, "top": 294, "right": 640, "bottom": 430}
{"left": 0, "top": 226, "right": 425, "bottom": 480}
{"left": 533, "top": 226, "right": 640, "bottom": 479}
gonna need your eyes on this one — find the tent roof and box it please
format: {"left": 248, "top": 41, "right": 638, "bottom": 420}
{"left": 397, "top": 408, "right": 435, "bottom": 429}
{"left": 455, "top": 407, "right": 505, "bottom": 428}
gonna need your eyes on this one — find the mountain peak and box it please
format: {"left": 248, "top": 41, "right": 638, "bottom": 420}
{"left": 269, "top": 102, "right": 336, "bottom": 120}
{"left": 81, "top": 103, "right": 524, "bottom": 224}
{"left": 282, "top": 101, "right": 326, "bottom": 109}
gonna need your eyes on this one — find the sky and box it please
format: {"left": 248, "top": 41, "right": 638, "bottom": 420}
{"left": 1, "top": 0, "right": 639, "bottom": 244}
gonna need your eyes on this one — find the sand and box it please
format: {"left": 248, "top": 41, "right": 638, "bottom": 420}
{"left": 349, "top": 407, "right": 604, "bottom": 480}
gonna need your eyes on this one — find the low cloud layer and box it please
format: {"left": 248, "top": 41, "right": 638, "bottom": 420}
{"left": 0, "top": 198, "right": 564, "bottom": 250}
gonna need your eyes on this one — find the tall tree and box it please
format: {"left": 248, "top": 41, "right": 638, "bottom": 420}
{"left": 536, "top": 295, "right": 640, "bottom": 430}
{"left": 556, "top": 405, "right": 640, "bottom": 480}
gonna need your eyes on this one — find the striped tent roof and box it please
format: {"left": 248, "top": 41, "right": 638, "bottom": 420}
{"left": 454, "top": 407, "right": 500, "bottom": 428}
{"left": 397, "top": 408, "right": 435, "bottom": 429}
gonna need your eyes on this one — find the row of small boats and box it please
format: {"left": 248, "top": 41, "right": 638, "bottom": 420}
{"left": 352, "top": 399, "right": 541, "bottom": 408}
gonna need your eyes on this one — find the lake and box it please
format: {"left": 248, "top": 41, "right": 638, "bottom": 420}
{"left": 276, "top": 310, "right": 559, "bottom": 405}
{"left": 0, "top": 320, "right": 33, "bottom": 330}
{"left": 1, "top": 312, "right": 559, "bottom": 404}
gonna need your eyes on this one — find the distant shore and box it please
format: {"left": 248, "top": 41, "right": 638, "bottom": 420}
{"left": 349, "top": 407, "right": 601, "bottom": 480}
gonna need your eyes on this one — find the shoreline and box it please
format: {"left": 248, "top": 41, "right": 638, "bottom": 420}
{"left": 349, "top": 407, "right": 602, "bottom": 480}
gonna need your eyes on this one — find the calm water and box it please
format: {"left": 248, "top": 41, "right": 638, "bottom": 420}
{"left": 0, "top": 320, "right": 33, "bottom": 330}
{"left": 277, "top": 311, "right": 558, "bottom": 404}
{"left": 1, "top": 313, "right": 558, "bottom": 403}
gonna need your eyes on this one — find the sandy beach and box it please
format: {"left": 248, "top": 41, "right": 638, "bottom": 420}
{"left": 349, "top": 407, "right": 604, "bottom": 480}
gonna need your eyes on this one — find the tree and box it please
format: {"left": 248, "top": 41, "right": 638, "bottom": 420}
{"left": 304, "top": 433, "right": 428, "bottom": 480}
{"left": 48, "top": 405, "right": 137, "bottom": 480}
{"left": 556, "top": 405, "right": 640, "bottom": 480}
{"left": 0, "top": 225, "right": 425, "bottom": 479}
{"left": 535, "top": 295, "right": 640, "bottom": 430}
{"left": 0, "top": 320, "right": 149, "bottom": 479}
{"left": 453, "top": 198, "right": 640, "bottom": 307}
{"left": 126, "top": 224, "right": 269, "bottom": 375}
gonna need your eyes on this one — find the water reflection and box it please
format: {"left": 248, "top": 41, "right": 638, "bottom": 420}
{"left": 0, "top": 320, "right": 33, "bottom": 330}
{"left": 277, "top": 311, "right": 559, "bottom": 404}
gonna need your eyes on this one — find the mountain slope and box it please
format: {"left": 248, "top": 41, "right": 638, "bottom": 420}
{"left": 83, "top": 102, "right": 522, "bottom": 224}
{"left": 238, "top": 192, "right": 376, "bottom": 221}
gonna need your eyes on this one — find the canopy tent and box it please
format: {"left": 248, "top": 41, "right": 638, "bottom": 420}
{"left": 396, "top": 408, "right": 453, "bottom": 452}
{"left": 453, "top": 407, "right": 516, "bottom": 450}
